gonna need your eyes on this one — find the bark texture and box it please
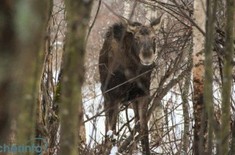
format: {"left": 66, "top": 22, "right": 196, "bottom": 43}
{"left": 220, "top": 0, "right": 234, "bottom": 154}
{"left": 192, "top": 0, "right": 207, "bottom": 154}
{"left": 58, "top": 1, "right": 92, "bottom": 155}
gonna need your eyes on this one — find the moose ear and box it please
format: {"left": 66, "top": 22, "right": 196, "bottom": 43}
{"left": 120, "top": 17, "right": 139, "bottom": 33}
{"left": 150, "top": 14, "right": 163, "bottom": 31}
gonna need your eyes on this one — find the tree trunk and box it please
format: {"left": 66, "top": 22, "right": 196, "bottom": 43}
{"left": 220, "top": 0, "right": 234, "bottom": 153}
{"left": 58, "top": 1, "right": 92, "bottom": 155}
{"left": 192, "top": 0, "right": 207, "bottom": 154}
{"left": 14, "top": 0, "right": 50, "bottom": 147}
{"left": 181, "top": 64, "right": 191, "bottom": 154}
{"left": 230, "top": 9, "right": 235, "bottom": 155}
{"left": 204, "top": 0, "right": 217, "bottom": 153}
{"left": 0, "top": 0, "right": 50, "bottom": 149}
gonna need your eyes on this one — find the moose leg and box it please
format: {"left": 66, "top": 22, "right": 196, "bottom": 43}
{"left": 104, "top": 100, "right": 119, "bottom": 137}
{"left": 131, "top": 101, "right": 140, "bottom": 151}
{"left": 137, "top": 96, "right": 150, "bottom": 155}
{"left": 132, "top": 101, "right": 140, "bottom": 129}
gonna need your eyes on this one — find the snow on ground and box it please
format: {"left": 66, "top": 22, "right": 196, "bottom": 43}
{"left": 82, "top": 83, "right": 188, "bottom": 153}
{"left": 82, "top": 83, "right": 105, "bottom": 146}
{"left": 107, "top": 130, "right": 113, "bottom": 137}
{"left": 109, "top": 146, "right": 118, "bottom": 155}
{"left": 82, "top": 81, "right": 235, "bottom": 153}
{"left": 82, "top": 83, "right": 137, "bottom": 147}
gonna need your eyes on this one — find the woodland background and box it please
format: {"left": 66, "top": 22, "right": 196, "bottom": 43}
{"left": 0, "top": 0, "right": 234, "bottom": 155}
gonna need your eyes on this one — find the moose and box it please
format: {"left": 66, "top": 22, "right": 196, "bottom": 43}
{"left": 98, "top": 15, "right": 162, "bottom": 154}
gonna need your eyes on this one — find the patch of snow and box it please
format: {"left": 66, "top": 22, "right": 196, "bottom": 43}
{"left": 109, "top": 145, "right": 118, "bottom": 155}
{"left": 112, "top": 134, "right": 118, "bottom": 140}
{"left": 82, "top": 83, "right": 105, "bottom": 146}
{"left": 107, "top": 130, "right": 113, "bottom": 137}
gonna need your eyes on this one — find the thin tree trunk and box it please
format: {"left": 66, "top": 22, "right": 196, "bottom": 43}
{"left": 220, "top": 0, "right": 234, "bottom": 153}
{"left": 58, "top": 1, "right": 92, "bottom": 155}
{"left": 230, "top": 10, "right": 235, "bottom": 155}
{"left": 192, "top": 0, "right": 207, "bottom": 154}
{"left": 181, "top": 58, "right": 192, "bottom": 154}
{"left": 204, "top": 0, "right": 217, "bottom": 154}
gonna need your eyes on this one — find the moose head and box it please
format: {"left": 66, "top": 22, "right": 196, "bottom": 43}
{"left": 122, "top": 15, "right": 163, "bottom": 66}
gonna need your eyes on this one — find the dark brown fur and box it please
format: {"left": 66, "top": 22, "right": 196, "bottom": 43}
{"left": 99, "top": 18, "right": 162, "bottom": 154}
